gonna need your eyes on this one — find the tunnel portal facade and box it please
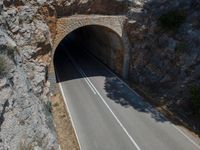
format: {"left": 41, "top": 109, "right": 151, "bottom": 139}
{"left": 53, "top": 15, "right": 131, "bottom": 79}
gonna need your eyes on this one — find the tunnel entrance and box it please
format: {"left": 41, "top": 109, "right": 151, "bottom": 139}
{"left": 54, "top": 25, "right": 126, "bottom": 82}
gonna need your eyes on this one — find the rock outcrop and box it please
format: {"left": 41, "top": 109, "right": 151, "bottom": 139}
{"left": 0, "top": 1, "right": 58, "bottom": 149}
{"left": 126, "top": 0, "right": 200, "bottom": 113}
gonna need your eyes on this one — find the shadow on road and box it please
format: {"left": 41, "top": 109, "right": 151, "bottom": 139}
{"left": 54, "top": 41, "right": 167, "bottom": 124}
{"left": 53, "top": 1, "right": 200, "bottom": 136}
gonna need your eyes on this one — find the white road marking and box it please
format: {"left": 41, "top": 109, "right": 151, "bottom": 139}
{"left": 59, "top": 83, "right": 83, "bottom": 150}
{"left": 55, "top": 47, "right": 83, "bottom": 149}
{"left": 85, "top": 50, "right": 200, "bottom": 149}
{"left": 82, "top": 76, "right": 97, "bottom": 94}
{"left": 65, "top": 51, "right": 96, "bottom": 94}
{"left": 79, "top": 67, "right": 97, "bottom": 94}
{"left": 67, "top": 52, "right": 142, "bottom": 150}
{"left": 58, "top": 145, "right": 62, "bottom": 150}
{"left": 172, "top": 125, "right": 200, "bottom": 150}
{"left": 85, "top": 51, "right": 141, "bottom": 97}
{"left": 60, "top": 49, "right": 200, "bottom": 149}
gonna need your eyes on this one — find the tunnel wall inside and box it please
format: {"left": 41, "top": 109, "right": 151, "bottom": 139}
{"left": 74, "top": 26, "right": 124, "bottom": 75}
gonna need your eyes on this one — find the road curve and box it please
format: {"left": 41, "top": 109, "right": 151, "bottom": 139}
{"left": 55, "top": 47, "right": 200, "bottom": 150}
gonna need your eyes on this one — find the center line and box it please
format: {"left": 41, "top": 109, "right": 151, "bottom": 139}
{"left": 67, "top": 52, "right": 142, "bottom": 150}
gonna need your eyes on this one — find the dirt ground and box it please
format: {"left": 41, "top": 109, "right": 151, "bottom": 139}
{"left": 50, "top": 92, "right": 80, "bottom": 150}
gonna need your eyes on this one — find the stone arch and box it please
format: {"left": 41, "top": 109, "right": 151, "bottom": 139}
{"left": 52, "top": 15, "right": 130, "bottom": 78}
{"left": 53, "top": 15, "right": 128, "bottom": 55}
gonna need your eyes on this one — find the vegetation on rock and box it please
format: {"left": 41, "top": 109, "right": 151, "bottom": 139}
{"left": 190, "top": 85, "right": 200, "bottom": 114}
{"left": 158, "top": 10, "right": 186, "bottom": 31}
{"left": 0, "top": 55, "right": 8, "bottom": 77}
{"left": 46, "top": 101, "right": 52, "bottom": 113}
{"left": 175, "top": 42, "right": 188, "bottom": 54}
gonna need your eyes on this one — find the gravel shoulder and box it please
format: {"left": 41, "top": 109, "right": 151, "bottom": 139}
{"left": 50, "top": 90, "right": 80, "bottom": 150}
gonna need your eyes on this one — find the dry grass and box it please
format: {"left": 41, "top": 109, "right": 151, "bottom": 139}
{"left": 51, "top": 92, "right": 79, "bottom": 150}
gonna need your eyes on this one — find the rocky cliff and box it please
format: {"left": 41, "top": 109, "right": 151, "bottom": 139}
{"left": 0, "top": 0, "right": 200, "bottom": 149}
{"left": 0, "top": 0, "right": 58, "bottom": 149}
{"left": 127, "top": 0, "right": 200, "bottom": 112}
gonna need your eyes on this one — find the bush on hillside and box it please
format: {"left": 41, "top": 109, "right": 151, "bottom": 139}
{"left": 190, "top": 85, "right": 200, "bottom": 114}
{"left": 158, "top": 10, "right": 186, "bottom": 31}
{"left": 0, "top": 55, "right": 8, "bottom": 77}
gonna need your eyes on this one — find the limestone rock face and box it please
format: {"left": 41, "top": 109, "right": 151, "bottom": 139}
{"left": 0, "top": 1, "right": 58, "bottom": 149}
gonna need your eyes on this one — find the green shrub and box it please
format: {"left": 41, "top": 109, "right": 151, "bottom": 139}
{"left": 19, "top": 143, "right": 33, "bottom": 150}
{"left": 190, "top": 85, "right": 200, "bottom": 114}
{"left": 53, "top": 102, "right": 59, "bottom": 107}
{"left": 46, "top": 101, "right": 52, "bottom": 113}
{"left": 0, "top": 55, "right": 8, "bottom": 76}
{"left": 158, "top": 10, "right": 186, "bottom": 31}
{"left": 175, "top": 42, "right": 188, "bottom": 54}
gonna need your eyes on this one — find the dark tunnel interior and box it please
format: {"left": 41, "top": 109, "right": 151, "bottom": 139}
{"left": 53, "top": 25, "right": 168, "bottom": 123}
{"left": 54, "top": 25, "right": 125, "bottom": 82}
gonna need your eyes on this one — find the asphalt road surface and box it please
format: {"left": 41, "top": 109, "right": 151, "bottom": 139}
{"left": 55, "top": 46, "right": 200, "bottom": 150}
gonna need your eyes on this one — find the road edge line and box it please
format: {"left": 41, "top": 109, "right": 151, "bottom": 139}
{"left": 85, "top": 50, "right": 200, "bottom": 149}
{"left": 68, "top": 52, "right": 142, "bottom": 150}
{"left": 59, "top": 83, "right": 83, "bottom": 150}
{"left": 65, "top": 51, "right": 96, "bottom": 94}
{"left": 172, "top": 124, "right": 200, "bottom": 149}
{"left": 81, "top": 70, "right": 142, "bottom": 150}
{"left": 84, "top": 50, "right": 141, "bottom": 97}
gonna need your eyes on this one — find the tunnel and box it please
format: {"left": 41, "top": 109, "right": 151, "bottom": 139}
{"left": 53, "top": 25, "right": 126, "bottom": 82}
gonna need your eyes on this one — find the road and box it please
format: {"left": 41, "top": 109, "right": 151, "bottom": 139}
{"left": 55, "top": 46, "right": 200, "bottom": 150}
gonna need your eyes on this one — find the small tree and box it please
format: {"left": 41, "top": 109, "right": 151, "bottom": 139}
{"left": 158, "top": 10, "right": 186, "bottom": 31}
{"left": 0, "top": 55, "right": 8, "bottom": 77}
{"left": 190, "top": 85, "right": 200, "bottom": 114}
